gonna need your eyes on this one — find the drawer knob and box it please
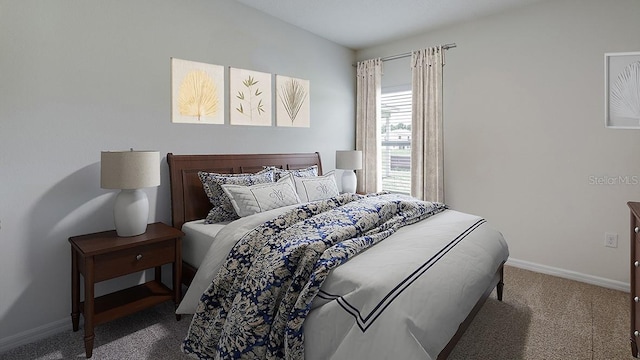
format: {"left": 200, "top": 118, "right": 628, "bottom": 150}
{"left": 635, "top": 297, "right": 640, "bottom": 303}
{"left": 636, "top": 330, "right": 640, "bottom": 337}
{"left": 136, "top": 254, "right": 143, "bottom": 261}
{"left": 636, "top": 261, "right": 640, "bottom": 267}
{"left": 636, "top": 227, "right": 639, "bottom": 234}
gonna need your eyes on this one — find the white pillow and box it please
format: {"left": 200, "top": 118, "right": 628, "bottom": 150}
{"left": 264, "top": 165, "right": 318, "bottom": 180}
{"left": 294, "top": 171, "right": 339, "bottom": 202}
{"left": 221, "top": 175, "right": 301, "bottom": 217}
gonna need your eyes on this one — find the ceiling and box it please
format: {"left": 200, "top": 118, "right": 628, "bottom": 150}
{"left": 235, "top": 0, "right": 546, "bottom": 50}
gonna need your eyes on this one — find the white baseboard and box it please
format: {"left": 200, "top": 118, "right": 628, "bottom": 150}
{"left": 0, "top": 317, "right": 71, "bottom": 354}
{"left": 507, "top": 258, "right": 630, "bottom": 293}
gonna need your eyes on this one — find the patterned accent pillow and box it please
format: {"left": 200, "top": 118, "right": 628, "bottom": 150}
{"left": 198, "top": 169, "right": 274, "bottom": 223}
{"left": 264, "top": 165, "right": 318, "bottom": 181}
{"left": 221, "top": 174, "right": 300, "bottom": 217}
{"left": 293, "top": 171, "right": 339, "bottom": 202}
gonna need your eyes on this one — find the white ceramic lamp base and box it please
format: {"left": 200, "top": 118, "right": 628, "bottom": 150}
{"left": 341, "top": 170, "right": 357, "bottom": 193}
{"left": 113, "top": 189, "right": 149, "bottom": 237}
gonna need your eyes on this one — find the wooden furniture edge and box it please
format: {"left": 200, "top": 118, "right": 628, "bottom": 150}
{"left": 69, "top": 222, "right": 184, "bottom": 256}
{"left": 628, "top": 202, "right": 639, "bottom": 357}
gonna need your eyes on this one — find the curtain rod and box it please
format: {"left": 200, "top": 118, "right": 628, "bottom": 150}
{"left": 381, "top": 43, "right": 456, "bottom": 62}
{"left": 353, "top": 43, "right": 456, "bottom": 66}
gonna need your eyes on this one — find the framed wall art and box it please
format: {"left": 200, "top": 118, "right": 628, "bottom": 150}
{"left": 605, "top": 52, "right": 640, "bottom": 129}
{"left": 229, "top": 67, "right": 272, "bottom": 126}
{"left": 276, "top": 75, "right": 310, "bottom": 128}
{"left": 171, "top": 58, "right": 225, "bottom": 124}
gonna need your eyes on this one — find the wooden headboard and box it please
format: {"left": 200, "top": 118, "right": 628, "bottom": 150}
{"left": 167, "top": 152, "right": 323, "bottom": 229}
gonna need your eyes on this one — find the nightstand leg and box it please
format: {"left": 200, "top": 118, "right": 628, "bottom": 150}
{"left": 84, "top": 257, "right": 95, "bottom": 358}
{"left": 71, "top": 248, "right": 80, "bottom": 332}
{"left": 84, "top": 334, "right": 95, "bottom": 359}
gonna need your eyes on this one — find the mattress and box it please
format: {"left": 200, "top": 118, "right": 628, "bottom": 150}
{"left": 181, "top": 219, "right": 228, "bottom": 268}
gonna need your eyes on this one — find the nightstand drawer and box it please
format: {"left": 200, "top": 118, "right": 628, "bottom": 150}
{"left": 93, "top": 240, "right": 175, "bottom": 282}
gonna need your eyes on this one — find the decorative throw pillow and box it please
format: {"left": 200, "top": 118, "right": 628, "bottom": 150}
{"left": 198, "top": 169, "right": 274, "bottom": 223}
{"left": 265, "top": 165, "right": 319, "bottom": 181}
{"left": 221, "top": 174, "right": 300, "bottom": 217}
{"left": 293, "top": 171, "right": 339, "bottom": 202}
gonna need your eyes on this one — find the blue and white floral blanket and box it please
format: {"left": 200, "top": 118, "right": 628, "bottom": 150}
{"left": 182, "top": 193, "right": 447, "bottom": 359}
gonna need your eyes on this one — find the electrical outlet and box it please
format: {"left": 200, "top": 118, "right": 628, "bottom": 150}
{"left": 605, "top": 232, "right": 618, "bottom": 248}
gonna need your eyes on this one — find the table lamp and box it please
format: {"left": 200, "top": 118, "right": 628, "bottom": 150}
{"left": 336, "top": 150, "right": 363, "bottom": 193}
{"left": 101, "top": 150, "right": 160, "bottom": 237}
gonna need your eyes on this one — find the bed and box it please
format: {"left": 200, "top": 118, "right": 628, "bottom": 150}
{"left": 167, "top": 152, "right": 508, "bottom": 360}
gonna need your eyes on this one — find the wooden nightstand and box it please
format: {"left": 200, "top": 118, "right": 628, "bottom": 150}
{"left": 69, "top": 222, "right": 184, "bottom": 358}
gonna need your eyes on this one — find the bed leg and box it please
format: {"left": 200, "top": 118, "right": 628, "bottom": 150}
{"left": 496, "top": 265, "right": 504, "bottom": 301}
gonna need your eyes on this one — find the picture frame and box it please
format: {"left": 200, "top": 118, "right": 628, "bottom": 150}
{"left": 229, "top": 67, "right": 272, "bottom": 126}
{"left": 605, "top": 52, "right": 640, "bottom": 129}
{"left": 171, "top": 58, "right": 225, "bottom": 124}
{"left": 276, "top": 75, "right": 310, "bottom": 128}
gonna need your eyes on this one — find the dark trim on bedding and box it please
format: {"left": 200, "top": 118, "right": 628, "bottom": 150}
{"left": 318, "top": 219, "right": 487, "bottom": 332}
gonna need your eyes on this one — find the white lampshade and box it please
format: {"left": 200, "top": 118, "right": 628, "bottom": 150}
{"left": 101, "top": 150, "right": 161, "bottom": 189}
{"left": 336, "top": 150, "right": 363, "bottom": 170}
{"left": 336, "top": 150, "right": 362, "bottom": 194}
{"left": 101, "top": 150, "right": 160, "bottom": 237}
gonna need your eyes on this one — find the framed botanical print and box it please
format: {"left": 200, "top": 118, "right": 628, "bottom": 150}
{"left": 276, "top": 75, "right": 310, "bottom": 128}
{"left": 229, "top": 67, "right": 272, "bottom": 126}
{"left": 605, "top": 52, "right": 640, "bottom": 129}
{"left": 171, "top": 58, "right": 224, "bottom": 124}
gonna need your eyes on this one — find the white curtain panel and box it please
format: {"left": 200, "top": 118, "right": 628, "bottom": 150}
{"left": 355, "top": 58, "right": 382, "bottom": 194}
{"left": 411, "top": 46, "right": 444, "bottom": 202}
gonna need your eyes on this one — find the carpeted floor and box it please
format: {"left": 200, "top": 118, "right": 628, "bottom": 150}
{"left": 1, "top": 301, "right": 192, "bottom": 360}
{"left": 449, "top": 266, "right": 632, "bottom": 360}
{"left": 0, "top": 266, "right": 633, "bottom": 359}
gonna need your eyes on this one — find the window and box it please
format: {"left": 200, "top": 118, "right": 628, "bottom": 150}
{"left": 380, "top": 89, "right": 412, "bottom": 195}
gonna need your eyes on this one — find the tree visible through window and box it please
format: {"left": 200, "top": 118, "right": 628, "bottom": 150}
{"left": 380, "top": 89, "right": 411, "bottom": 195}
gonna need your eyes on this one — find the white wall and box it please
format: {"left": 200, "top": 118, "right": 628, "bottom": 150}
{"left": 357, "top": 0, "right": 640, "bottom": 287}
{"left": 0, "top": 0, "right": 355, "bottom": 349}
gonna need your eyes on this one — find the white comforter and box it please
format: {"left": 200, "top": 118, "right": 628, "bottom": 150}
{"left": 177, "top": 207, "right": 508, "bottom": 360}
